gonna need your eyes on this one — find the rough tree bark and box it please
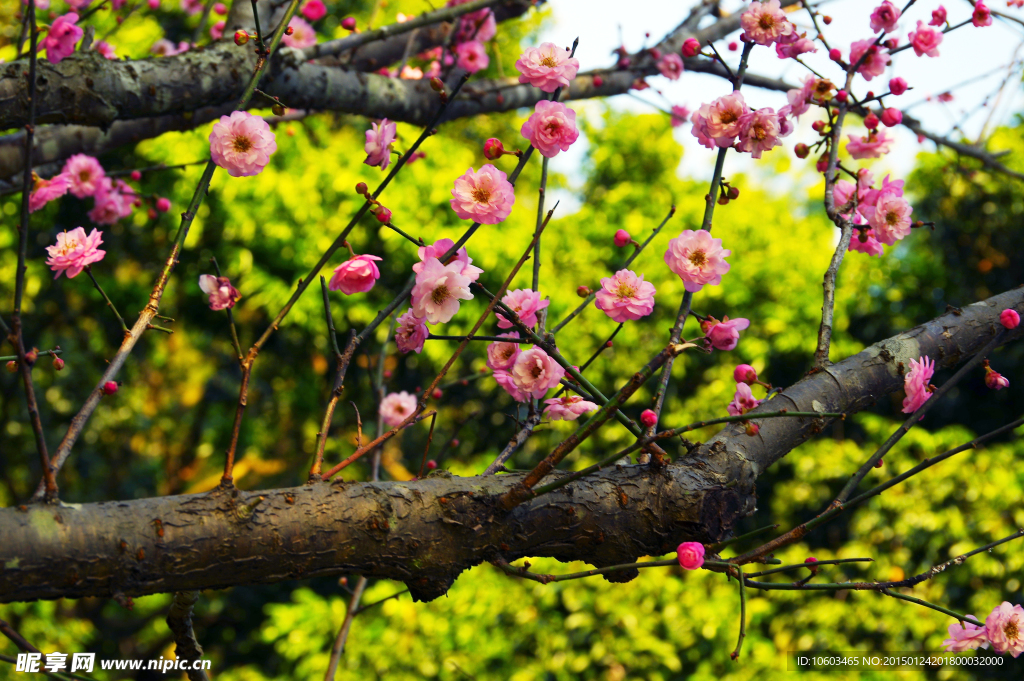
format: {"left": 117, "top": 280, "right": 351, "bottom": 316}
{"left": 2, "top": 287, "right": 1020, "bottom": 605}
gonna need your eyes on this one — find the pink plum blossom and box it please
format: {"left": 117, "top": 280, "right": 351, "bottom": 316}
{"left": 670, "top": 105, "right": 691, "bottom": 127}
{"left": 198, "top": 274, "right": 242, "bottom": 310}
{"left": 786, "top": 76, "right": 816, "bottom": 118}
{"left": 210, "top": 21, "right": 225, "bottom": 39}
{"left": 411, "top": 257, "right": 474, "bottom": 324}
{"left": 301, "top": 0, "right": 326, "bottom": 21}
{"left": 45, "top": 227, "right": 105, "bottom": 279}
{"left": 984, "top": 364, "right": 1010, "bottom": 390}
{"left": 677, "top": 542, "right": 705, "bottom": 570}
{"left": 543, "top": 395, "right": 598, "bottom": 421}
{"left": 972, "top": 2, "right": 993, "bottom": 27}
{"left": 704, "top": 316, "right": 750, "bottom": 352}
{"left": 494, "top": 369, "right": 529, "bottom": 402}
{"left": 94, "top": 40, "right": 117, "bottom": 59}
{"left": 663, "top": 229, "right": 731, "bottom": 293}
{"left": 413, "top": 238, "right": 483, "bottom": 282}
{"left": 29, "top": 174, "right": 70, "bottom": 213}
{"left": 486, "top": 333, "right": 521, "bottom": 371}
{"left": 449, "top": 165, "right": 515, "bottom": 224}
{"left": 869, "top": 1, "right": 901, "bottom": 33}
{"left": 209, "top": 111, "right": 277, "bottom": 177}
{"left": 901, "top": 355, "right": 935, "bottom": 413}
{"left": 849, "top": 40, "right": 889, "bottom": 80}
{"left": 727, "top": 381, "right": 761, "bottom": 416}
{"left": 594, "top": 269, "right": 656, "bottom": 323}
{"left": 690, "top": 91, "right": 747, "bottom": 149}
{"left": 867, "top": 194, "right": 913, "bottom": 245}
{"left": 848, "top": 228, "right": 885, "bottom": 257}
{"left": 942, "top": 617, "right": 990, "bottom": 652}
{"left": 329, "top": 254, "right": 382, "bottom": 295}
{"left": 379, "top": 391, "right": 418, "bottom": 428}
{"left": 455, "top": 40, "right": 489, "bottom": 73}
{"left": 515, "top": 42, "right": 580, "bottom": 92}
{"left": 614, "top": 229, "right": 631, "bottom": 247}
{"left": 282, "top": 17, "right": 317, "bottom": 49}
{"left": 181, "top": 0, "right": 203, "bottom": 14}
{"left": 889, "top": 77, "right": 908, "bottom": 95}
{"left": 520, "top": 100, "right": 579, "bottom": 158}
{"left": 395, "top": 309, "right": 429, "bottom": 354}
{"left": 510, "top": 347, "right": 565, "bottom": 399}
{"left": 930, "top": 6, "right": 947, "bottom": 26}
{"left": 640, "top": 409, "right": 657, "bottom": 428}
{"left": 448, "top": 0, "right": 496, "bottom": 42}
{"left": 497, "top": 289, "right": 549, "bottom": 329}
{"left": 41, "top": 13, "right": 82, "bottom": 64}
{"left": 657, "top": 53, "right": 684, "bottom": 80}
{"left": 740, "top": 0, "right": 793, "bottom": 46}
{"left": 151, "top": 39, "right": 190, "bottom": 56}
{"left": 909, "top": 20, "right": 943, "bottom": 57}
{"left": 734, "top": 364, "right": 758, "bottom": 384}
{"left": 985, "top": 602, "right": 1024, "bottom": 657}
{"left": 775, "top": 31, "right": 817, "bottom": 59}
{"left": 62, "top": 154, "right": 106, "bottom": 198}
{"left": 1000, "top": 309, "right": 1020, "bottom": 329}
{"left": 364, "top": 118, "right": 397, "bottom": 170}
{"left": 847, "top": 130, "right": 894, "bottom": 159}
{"left": 736, "top": 108, "right": 783, "bottom": 159}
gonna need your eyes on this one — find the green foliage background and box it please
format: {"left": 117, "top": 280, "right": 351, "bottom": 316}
{"left": 1, "top": 1, "right": 1022, "bottom": 679}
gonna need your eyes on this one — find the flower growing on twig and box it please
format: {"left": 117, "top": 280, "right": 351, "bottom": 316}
{"left": 657, "top": 53, "right": 684, "bottom": 80}
{"left": 45, "top": 227, "right": 106, "bottom": 279}
{"left": 449, "top": 165, "right": 515, "bottom": 224}
{"left": 901, "top": 355, "right": 935, "bottom": 413}
{"left": 395, "top": 309, "right": 429, "bottom": 354}
{"left": 521, "top": 101, "right": 579, "bottom": 158}
{"left": 594, "top": 269, "right": 656, "bottom": 323}
{"left": 329, "top": 254, "right": 382, "bottom": 295}
{"left": 29, "top": 173, "right": 70, "bottom": 213}
{"left": 486, "top": 333, "right": 521, "bottom": 371}
{"left": 42, "top": 13, "right": 83, "bottom": 63}
{"left": 510, "top": 347, "right": 565, "bottom": 399}
{"left": 63, "top": 154, "right": 106, "bottom": 198}
{"left": 497, "top": 289, "right": 549, "bottom": 329}
{"left": 515, "top": 42, "right": 580, "bottom": 92}
{"left": 677, "top": 542, "right": 705, "bottom": 570}
{"left": 909, "top": 21, "right": 943, "bottom": 57}
{"left": 364, "top": 118, "right": 397, "bottom": 170}
{"left": 544, "top": 395, "right": 598, "bottom": 421}
{"left": 703, "top": 316, "right": 751, "bottom": 352}
{"left": 209, "top": 111, "right": 278, "bottom": 177}
{"left": 198, "top": 275, "right": 242, "bottom": 310}
{"left": 1000, "top": 309, "right": 1020, "bottom": 329}
{"left": 727, "top": 382, "right": 761, "bottom": 416}
{"left": 740, "top": 0, "right": 793, "bottom": 46}
{"left": 411, "top": 258, "right": 474, "bottom": 324}
{"left": 379, "top": 391, "right": 417, "bottom": 428}
{"left": 663, "top": 229, "right": 731, "bottom": 293}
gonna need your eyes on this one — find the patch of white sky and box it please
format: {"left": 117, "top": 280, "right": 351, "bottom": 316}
{"left": 532, "top": 0, "right": 1024, "bottom": 215}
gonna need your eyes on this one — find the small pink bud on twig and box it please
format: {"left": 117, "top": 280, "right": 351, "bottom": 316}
{"left": 835, "top": 90, "right": 848, "bottom": 103}
{"left": 355, "top": 182, "right": 368, "bottom": 195}
{"left": 889, "top": 77, "right": 908, "bottom": 95}
{"left": 432, "top": 388, "right": 443, "bottom": 399}
{"left": 426, "top": 460, "right": 438, "bottom": 470}
{"left": 681, "top": 38, "right": 701, "bottom": 58}
{"left": 640, "top": 409, "right": 657, "bottom": 429}
{"left": 874, "top": 458, "right": 884, "bottom": 468}
{"left": 53, "top": 356, "right": 65, "bottom": 371}
{"left": 483, "top": 138, "right": 506, "bottom": 160}
{"left": 375, "top": 206, "right": 392, "bottom": 223}
{"left": 880, "top": 108, "right": 902, "bottom": 127}
{"left": 745, "top": 422, "right": 759, "bottom": 437}
{"left": 727, "top": 186, "right": 739, "bottom": 200}
{"left": 234, "top": 30, "right": 249, "bottom": 46}
{"left": 828, "top": 47, "right": 841, "bottom": 61}
{"left": 613, "top": 229, "right": 631, "bottom": 247}
{"left": 130, "top": 170, "right": 142, "bottom": 181}
{"left": 822, "top": 15, "right": 832, "bottom": 24}
{"left": 24, "top": 347, "right": 39, "bottom": 366}
{"left": 341, "top": 16, "right": 356, "bottom": 31}
{"left": 794, "top": 143, "right": 809, "bottom": 159}
{"left": 734, "top": 364, "right": 757, "bottom": 384}
{"left": 592, "top": 75, "right": 603, "bottom": 87}
{"left": 1000, "top": 308, "right": 1020, "bottom": 329}
{"left": 576, "top": 285, "right": 592, "bottom": 298}
{"left": 102, "top": 381, "right": 119, "bottom": 395}
{"left": 156, "top": 197, "right": 171, "bottom": 212}
{"left": 5, "top": 360, "right": 17, "bottom": 374}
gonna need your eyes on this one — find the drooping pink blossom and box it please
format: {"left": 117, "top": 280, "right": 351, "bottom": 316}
{"left": 909, "top": 20, "right": 943, "bottom": 57}
{"left": 984, "top": 364, "right": 1010, "bottom": 390}
{"left": 486, "top": 333, "right": 521, "bottom": 371}
{"left": 455, "top": 40, "right": 489, "bottom": 73}
{"left": 62, "top": 154, "right": 106, "bottom": 198}
{"left": 901, "top": 355, "right": 935, "bottom": 413}
{"left": 494, "top": 369, "right": 529, "bottom": 402}
{"left": 704, "top": 316, "right": 750, "bottom": 352}
{"left": 520, "top": 100, "right": 579, "bottom": 158}
{"left": 209, "top": 111, "right": 278, "bottom": 177}
{"left": 663, "top": 229, "right": 731, "bottom": 293}
{"left": 282, "top": 17, "right": 317, "bottom": 49}
{"left": 41, "top": 13, "right": 82, "bottom": 64}
{"left": 775, "top": 31, "right": 817, "bottom": 59}
{"left": 301, "top": 0, "right": 326, "bottom": 21}
{"left": 515, "top": 42, "right": 580, "bottom": 92}
{"left": 449, "top": 165, "right": 515, "bottom": 224}
{"left": 198, "top": 274, "right": 242, "bottom": 310}
{"left": 410, "top": 257, "right": 474, "bottom": 324}
{"left": 329, "top": 254, "right": 382, "bottom": 295}
{"left": 594, "top": 269, "right": 656, "bottom": 323}
{"left": 740, "top": 0, "right": 793, "bottom": 46}
{"left": 670, "top": 105, "right": 691, "bottom": 127}
{"left": 657, "top": 53, "right": 684, "bottom": 80}
{"left": 869, "top": 1, "right": 901, "bottom": 33}
{"left": 727, "top": 381, "right": 761, "bottom": 416}
{"left": 379, "top": 391, "right": 418, "bottom": 428}
{"left": 985, "top": 602, "right": 1024, "bottom": 657}
{"left": 736, "top": 108, "right": 783, "bottom": 159}
{"left": 1000, "top": 309, "right": 1020, "bottom": 329}
{"left": 973, "top": 1, "right": 993, "bottom": 27}
{"left": 395, "top": 309, "right": 429, "bottom": 354}
{"left": 94, "top": 40, "right": 117, "bottom": 59}
{"left": 497, "top": 289, "right": 549, "bottom": 329}
{"left": 867, "top": 193, "right": 913, "bottom": 245}
{"left": 690, "top": 91, "right": 748, "bottom": 149}
{"left": 942, "top": 616, "right": 990, "bottom": 652}
{"left": 45, "top": 227, "right": 106, "bottom": 279}
{"left": 364, "top": 118, "right": 397, "bottom": 170}
{"left": 29, "top": 173, "right": 70, "bottom": 213}
{"left": 849, "top": 40, "right": 889, "bottom": 80}
{"left": 677, "top": 542, "right": 705, "bottom": 570}
{"left": 510, "top": 346, "right": 565, "bottom": 399}
{"left": 848, "top": 228, "right": 885, "bottom": 257}
{"left": 543, "top": 395, "right": 598, "bottom": 421}
{"left": 846, "top": 129, "right": 894, "bottom": 159}
{"left": 929, "top": 6, "right": 947, "bottom": 26}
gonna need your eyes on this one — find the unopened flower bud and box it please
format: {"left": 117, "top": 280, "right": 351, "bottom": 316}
{"left": 727, "top": 186, "right": 739, "bottom": 200}
{"left": 426, "top": 460, "right": 438, "bottom": 470}
{"left": 828, "top": 47, "right": 841, "bottom": 61}
{"left": 355, "top": 182, "right": 368, "bottom": 195}
{"left": 794, "top": 143, "right": 810, "bottom": 159}
{"left": 889, "top": 77, "right": 909, "bottom": 96}
{"left": 614, "top": 229, "right": 631, "bottom": 248}
{"left": 234, "top": 30, "right": 249, "bottom": 46}
{"left": 805, "top": 556, "right": 819, "bottom": 573}
{"left": 130, "top": 170, "right": 142, "bottom": 181}
{"left": 53, "top": 356, "right": 65, "bottom": 371}
{"left": 681, "top": 37, "right": 701, "bottom": 58}
{"left": 451, "top": 438, "right": 460, "bottom": 447}
{"left": 816, "top": 153, "right": 829, "bottom": 173}
{"left": 376, "top": 206, "right": 392, "bottom": 223}
{"left": 734, "top": 364, "right": 757, "bottom": 384}
{"left": 430, "top": 76, "right": 444, "bottom": 92}
{"left": 605, "top": 340, "right": 613, "bottom": 348}
{"left": 881, "top": 108, "right": 902, "bottom": 127}
{"left": 811, "top": 120, "right": 825, "bottom": 132}
{"left": 576, "top": 286, "right": 592, "bottom": 298}
{"left": 874, "top": 458, "right": 884, "bottom": 468}
{"left": 341, "top": 16, "right": 356, "bottom": 31}
{"left": 835, "top": 90, "right": 848, "bottom": 103}
{"left": 102, "top": 381, "right": 119, "bottom": 395}
{"left": 717, "top": 195, "right": 730, "bottom": 205}
{"left": 272, "top": 103, "right": 285, "bottom": 116}
{"left": 865, "top": 91, "right": 875, "bottom": 100}
{"left": 727, "top": 41, "right": 738, "bottom": 51}
{"left": 745, "top": 422, "right": 759, "bottom": 437}
{"left": 592, "top": 75, "right": 603, "bottom": 87}
{"left": 483, "top": 138, "right": 506, "bottom": 160}
{"left": 649, "top": 48, "right": 661, "bottom": 60}
{"left": 432, "top": 388, "right": 443, "bottom": 399}
{"left": 864, "top": 112, "right": 880, "bottom": 130}
{"left": 25, "top": 347, "right": 39, "bottom": 366}
{"left": 1000, "top": 308, "right": 1020, "bottom": 329}
{"left": 640, "top": 409, "right": 658, "bottom": 429}
{"left": 5, "top": 360, "right": 17, "bottom": 374}
{"left": 285, "top": 26, "right": 294, "bottom": 35}
{"left": 822, "top": 15, "right": 832, "bottom": 24}
{"left": 148, "top": 208, "right": 158, "bottom": 220}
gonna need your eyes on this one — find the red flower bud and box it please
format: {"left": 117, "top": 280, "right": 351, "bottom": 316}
{"left": 285, "top": 26, "right": 294, "bottom": 35}
{"left": 341, "top": 16, "right": 356, "bottom": 31}
{"left": 734, "top": 364, "right": 757, "bottom": 384}
{"left": 880, "top": 108, "right": 902, "bottom": 127}
{"left": 745, "top": 422, "right": 759, "bottom": 437}
{"left": 53, "top": 356, "right": 65, "bottom": 371}
{"left": 102, "top": 381, "right": 119, "bottom": 395}
{"left": 156, "top": 197, "right": 171, "bottom": 212}
{"left": 828, "top": 47, "right": 841, "bottom": 61}
{"left": 432, "top": 388, "right": 443, "bottom": 399}
{"left": 640, "top": 409, "right": 658, "bottom": 429}
{"left": 355, "top": 182, "right": 368, "bottom": 195}
{"left": 1000, "top": 309, "right": 1020, "bottom": 329}
{"left": 605, "top": 340, "right": 613, "bottom": 348}
{"left": 130, "top": 170, "right": 142, "bottom": 181}
{"left": 234, "top": 29, "right": 249, "bottom": 46}
{"left": 5, "top": 360, "right": 17, "bottom": 374}
{"left": 822, "top": 15, "right": 832, "bottom": 24}
{"left": 727, "top": 41, "right": 738, "bottom": 51}
{"left": 864, "top": 112, "right": 880, "bottom": 130}
{"left": 727, "top": 186, "right": 739, "bottom": 200}
{"left": 24, "top": 347, "right": 39, "bottom": 366}
{"left": 614, "top": 229, "right": 631, "bottom": 248}
{"left": 681, "top": 38, "right": 701, "bottom": 58}
{"left": 593, "top": 75, "right": 603, "bottom": 87}
{"left": 874, "top": 458, "right": 884, "bottom": 468}
{"left": 147, "top": 208, "right": 158, "bottom": 220}
{"left": 794, "top": 143, "right": 810, "bottom": 159}
{"left": 376, "top": 206, "right": 392, "bottom": 223}
{"left": 426, "top": 460, "right": 438, "bottom": 470}
{"left": 483, "top": 138, "right": 506, "bottom": 160}
{"left": 889, "top": 77, "right": 909, "bottom": 96}
{"left": 835, "top": 90, "right": 848, "bottom": 103}
{"left": 430, "top": 76, "right": 444, "bottom": 92}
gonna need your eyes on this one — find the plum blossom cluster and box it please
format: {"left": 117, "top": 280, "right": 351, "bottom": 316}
{"left": 833, "top": 170, "right": 914, "bottom": 256}
{"left": 942, "top": 602, "right": 1024, "bottom": 657}
{"left": 690, "top": 91, "right": 790, "bottom": 158}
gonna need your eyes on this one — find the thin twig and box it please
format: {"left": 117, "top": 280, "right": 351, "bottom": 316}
{"left": 323, "top": 575, "right": 368, "bottom": 681}
{"left": 85, "top": 266, "right": 129, "bottom": 334}
{"left": 730, "top": 567, "right": 746, "bottom": 660}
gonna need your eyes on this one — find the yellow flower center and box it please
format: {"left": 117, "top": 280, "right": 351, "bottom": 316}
{"left": 432, "top": 285, "right": 451, "bottom": 305}
{"left": 758, "top": 14, "right": 775, "bottom": 30}
{"left": 886, "top": 210, "right": 900, "bottom": 226}
{"left": 688, "top": 249, "right": 707, "bottom": 267}
{"left": 615, "top": 282, "right": 637, "bottom": 299}
{"left": 232, "top": 135, "right": 253, "bottom": 153}
{"left": 472, "top": 186, "right": 491, "bottom": 204}
{"left": 1006, "top": 619, "right": 1020, "bottom": 641}
{"left": 720, "top": 110, "right": 738, "bottom": 125}
{"left": 79, "top": 170, "right": 91, "bottom": 182}
{"left": 752, "top": 124, "right": 767, "bottom": 141}
{"left": 540, "top": 56, "right": 558, "bottom": 67}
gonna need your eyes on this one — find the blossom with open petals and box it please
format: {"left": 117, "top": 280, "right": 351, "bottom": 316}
{"left": 870, "top": 1, "right": 901, "bottom": 33}
{"left": 515, "top": 42, "right": 579, "bottom": 92}
{"left": 850, "top": 40, "right": 889, "bottom": 80}
{"left": 972, "top": 2, "right": 993, "bottom": 27}
{"left": 282, "top": 16, "right": 317, "bottom": 48}
{"left": 657, "top": 53, "right": 684, "bottom": 80}
{"left": 867, "top": 194, "right": 913, "bottom": 245}
{"left": 846, "top": 130, "right": 894, "bottom": 159}
{"left": 521, "top": 100, "right": 579, "bottom": 158}
{"left": 448, "top": 0, "right": 496, "bottom": 42}
{"left": 410, "top": 257, "right": 474, "bottom": 324}
{"left": 455, "top": 40, "right": 489, "bottom": 73}
{"left": 198, "top": 274, "right": 242, "bottom": 310}
{"left": 909, "top": 20, "right": 943, "bottom": 57}
{"left": 664, "top": 229, "right": 731, "bottom": 293}
{"left": 985, "top": 602, "right": 1024, "bottom": 657}
{"left": 450, "top": 165, "right": 515, "bottom": 224}
{"left": 63, "top": 154, "right": 106, "bottom": 198}
{"left": 209, "top": 111, "right": 277, "bottom": 177}
{"left": 494, "top": 369, "right": 529, "bottom": 402}
{"left": 380, "top": 391, "right": 418, "bottom": 428}
{"left": 690, "top": 91, "right": 747, "bottom": 149}
{"left": 364, "top": 118, "right": 396, "bottom": 170}
{"left": 901, "top": 355, "right": 934, "bottom": 413}
{"left": 45, "top": 227, "right": 105, "bottom": 279}
{"left": 786, "top": 76, "right": 816, "bottom": 118}
{"left": 395, "top": 309, "right": 429, "bottom": 354}
{"left": 775, "top": 31, "right": 816, "bottom": 59}
{"left": 29, "top": 174, "right": 70, "bottom": 213}
{"left": 848, "top": 228, "right": 885, "bottom": 257}
{"left": 670, "top": 105, "right": 691, "bottom": 127}
{"left": 727, "top": 381, "right": 761, "bottom": 416}
{"left": 740, "top": 0, "right": 793, "bottom": 46}
{"left": 94, "top": 40, "right": 117, "bottom": 59}
{"left": 594, "top": 269, "right": 656, "bottom": 323}
{"left": 736, "top": 108, "right": 783, "bottom": 159}
{"left": 544, "top": 395, "right": 598, "bottom": 421}
{"left": 41, "top": 13, "right": 82, "bottom": 64}
{"left": 704, "top": 316, "right": 750, "bottom": 352}
{"left": 510, "top": 347, "right": 565, "bottom": 399}
{"left": 942, "top": 617, "right": 989, "bottom": 652}
{"left": 413, "top": 238, "right": 484, "bottom": 283}
{"left": 486, "top": 333, "right": 521, "bottom": 371}
{"left": 329, "top": 254, "right": 382, "bottom": 295}
{"left": 497, "top": 289, "right": 549, "bottom": 329}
